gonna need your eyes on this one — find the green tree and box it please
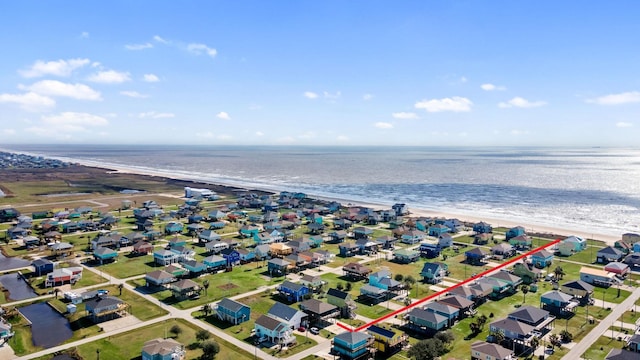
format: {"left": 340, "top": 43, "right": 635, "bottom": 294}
{"left": 521, "top": 284, "right": 529, "bottom": 304}
{"left": 345, "top": 282, "right": 352, "bottom": 292}
{"left": 200, "top": 339, "right": 220, "bottom": 360}
{"left": 554, "top": 266, "right": 565, "bottom": 280}
{"left": 549, "top": 334, "right": 561, "bottom": 348}
{"left": 336, "top": 282, "right": 344, "bottom": 291}
{"left": 196, "top": 329, "right": 211, "bottom": 343}
{"left": 434, "top": 331, "right": 455, "bottom": 345}
{"left": 477, "top": 314, "right": 488, "bottom": 330}
{"left": 202, "top": 279, "right": 210, "bottom": 296}
{"left": 169, "top": 324, "right": 183, "bottom": 338}
{"left": 201, "top": 304, "right": 212, "bottom": 317}
{"left": 54, "top": 287, "right": 61, "bottom": 299}
{"left": 118, "top": 283, "right": 124, "bottom": 296}
{"left": 491, "top": 331, "right": 505, "bottom": 345}
{"left": 529, "top": 336, "right": 540, "bottom": 351}
{"left": 560, "top": 330, "right": 573, "bottom": 343}
{"left": 394, "top": 274, "right": 404, "bottom": 282}
{"left": 407, "top": 338, "right": 446, "bottom": 360}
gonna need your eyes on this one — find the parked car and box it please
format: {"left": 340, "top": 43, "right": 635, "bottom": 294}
{"left": 298, "top": 326, "right": 306, "bottom": 332}
{"left": 310, "top": 327, "right": 319, "bottom": 335}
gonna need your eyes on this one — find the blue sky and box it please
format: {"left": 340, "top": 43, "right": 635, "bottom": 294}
{"left": 1, "top": 1, "right": 639, "bottom": 146}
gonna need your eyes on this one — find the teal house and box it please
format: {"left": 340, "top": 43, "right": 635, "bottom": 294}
{"left": 93, "top": 247, "right": 118, "bottom": 264}
{"left": 203, "top": 255, "right": 227, "bottom": 271}
{"left": 332, "top": 332, "right": 374, "bottom": 360}
{"left": 428, "top": 224, "right": 449, "bottom": 237}
{"left": 239, "top": 224, "right": 260, "bottom": 238}
{"left": 182, "top": 260, "right": 207, "bottom": 274}
{"left": 530, "top": 249, "right": 554, "bottom": 268}
{"left": 505, "top": 226, "right": 526, "bottom": 240}
{"left": 216, "top": 298, "right": 251, "bottom": 325}
{"left": 164, "top": 222, "right": 184, "bottom": 235}
{"left": 407, "top": 308, "right": 448, "bottom": 331}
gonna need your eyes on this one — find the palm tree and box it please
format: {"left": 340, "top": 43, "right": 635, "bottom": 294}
{"left": 554, "top": 266, "right": 565, "bottom": 280}
{"left": 529, "top": 336, "right": 540, "bottom": 352}
{"left": 491, "top": 331, "right": 505, "bottom": 345}
{"left": 521, "top": 284, "right": 529, "bottom": 304}
{"left": 202, "top": 279, "right": 210, "bottom": 296}
{"left": 201, "top": 303, "right": 212, "bottom": 317}
{"left": 54, "top": 287, "right": 61, "bottom": 299}
{"left": 118, "top": 283, "right": 124, "bottom": 296}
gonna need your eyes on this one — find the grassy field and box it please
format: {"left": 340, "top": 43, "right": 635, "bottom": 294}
{"left": 96, "top": 253, "right": 163, "bottom": 279}
{"left": 581, "top": 335, "right": 626, "bottom": 360}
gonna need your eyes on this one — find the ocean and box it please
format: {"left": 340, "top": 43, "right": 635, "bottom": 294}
{"left": 4, "top": 144, "right": 640, "bottom": 237}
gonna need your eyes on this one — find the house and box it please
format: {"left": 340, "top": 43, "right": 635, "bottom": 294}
{"left": 438, "top": 233, "right": 453, "bottom": 248}
{"left": 333, "top": 218, "right": 353, "bottom": 230}
{"left": 45, "top": 267, "right": 82, "bottom": 287}
{"left": 299, "top": 273, "right": 324, "bottom": 291}
{"left": 474, "top": 233, "right": 493, "bottom": 245}
{"left": 604, "top": 262, "right": 630, "bottom": 277}
{"left": 476, "top": 277, "right": 512, "bottom": 298}
{"left": 327, "top": 288, "right": 357, "bottom": 318}
{"left": 51, "top": 242, "right": 74, "bottom": 258}
{"left": 32, "top": 258, "right": 54, "bottom": 276}
{"left": 91, "top": 235, "right": 120, "bottom": 250}
{"left": 406, "top": 308, "right": 449, "bottom": 331}
{"left": 424, "top": 301, "right": 460, "bottom": 327}
{"left": 254, "top": 315, "right": 295, "bottom": 345}
{"left": 473, "top": 222, "right": 492, "bottom": 234}
{"left": 208, "top": 210, "right": 227, "bottom": 221}
{"left": 133, "top": 241, "right": 153, "bottom": 255}
{"left": 605, "top": 349, "right": 640, "bottom": 360}
{"left": 393, "top": 248, "right": 420, "bottom": 263}
{"left": 216, "top": 298, "right": 250, "bottom": 325}
{"left": 560, "top": 235, "right": 587, "bottom": 253}
{"left": 287, "top": 239, "right": 312, "bottom": 254}
{"left": 488, "top": 271, "right": 523, "bottom": 291}
{"left": 392, "top": 203, "right": 409, "bottom": 216}
{"left": 465, "top": 247, "right": 488, "bottom": 265}
{"left": 0, "top": 322, "right": 14, "bottom": 343}
{"left": 467, "top": 282, "right": 495, "bottom": 302}
{"left": 508, "top": 306, "right": 554, "bottom": 333}
{"left": 626, "top": 334, "right": 640, "bottom": 353}
{"left": 343, "top": 262, "right": 372, "bottom": 280}
{"left": 93, "top": 247, "right": 118, "bottom": 264}
{"left": 540, "top": 290, "right": 578, "bottom": 316}
{"left": 300, "top": 298, "right": 339, "bottom": 324}
{"left": 366, "top": 324, "right": 408, "bottom": 355}
{"left": 220, "top": 248, "right": 240, "bottom": 267}
{"left": 428, "top": 224, "right": 449, "bottom": 237}
{"left": 359, "top": 284, "right": 389, "bottom": 303}
{"left": 375, "top": 235, "right": 398, "bottom": 250}
{"left": 597, "top": 246, "right": 625, "bottom": 264}
{"left": 202, "top": 255, "right": 227, "bottom": 271}
{"left": 7, "top": 226, "right": 28, "bottom": 239}
{"left": 239, "top": 224, "right": 260, "bottom": 238}
{"left": 269, "top": 243, "right": 292, "bottom": 257}
{"left": 164, "top": 264, "right": 187, "bottom": 278}
{"left": 509, "top": 235, "right": 532, "bottom": 249}
{"left": 205, "top": 240, "right": 228, "bottom": 254}
{"left": 419, "top": 242, "right": 441, "bottom": 258}
{"left": 420, "top": 262, "right": 448, "bottom": 284}
{"left": 198, "top": 230, "right": 221, "bottom": 243}
{"left": 237, "top": 248, "right": 256, "bottom": 263}
{"left": 267, "top": 302, "right": 307, "bottom": 330}
{"left": 579, "top": 266, "right": 620, "bottom": 287}
{"left": 277, "top": 280, "right": 310, "bottom": 302}
{"left": 489, "top": 318, "right": 536, "bottom": 345}
{"left": 267, "top": 258, "right": 292, "bottom": 276}
{"left": 170, "top": 246, "right": 195, "bottom": 262}
{"left": 254, "top": 244, "right": 271, "bottom": 260}
{"left": 530, "top": 249, "right": 554, "bottom": 268}
{"left": 85, "top": 295, "right": 128, "bottom": 323}
{"left": 170, "top": 279, "right": 199, "bottom": 299}
{"left": 471, "top": 341, "right": 514, "bottom": 360}
{"left": 332, "top": 331, "right": 374, "bottom": 360}
{"left": 491, "top": 243, "right": 515, "bottom": 259}
{"left": 182, "top": 260, "right": 207, "bottom": 275}
{"left": 438, "top": 295, "right": 475, "bottom": 318}
{"left": 339, "top": 242, "right": 359, "bottom": 257}
{"left": 145, "top": 270, "right": 175, "bottom": 287}
{"left": 401, "top": 230, "right": 426, "bottom": 244}
{"left": 307, "top": 222, "right": 325, "bottom": 234}
{"left": 560, "top": 280, "right": 594, "bottom": 302}
{"left": 369, "top": 270, "right": 403, "bottom": 292}
{"left": 355, "top": 238, "right": 379, "bottom": 255}
{"left": 512, "top": 262, "right": 542, "bottom": 284}
{"left": 141, "top": 338, "right": 185, "bottom": 360}
{"left": 505, "top": 226, "right": 526, "bottom": 240}
{"left": 164, "top": 222, "right": 184, "bottom": 235}
{"left": 624, "top": 253, "right": 640, "bottom": 269}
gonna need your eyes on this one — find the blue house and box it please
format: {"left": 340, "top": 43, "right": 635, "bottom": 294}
{"left": 428, "top": 224, "right": 450, "bottom": 237}
{"left": 633, "top": 242, "right": 640, "bottom": 253}
{"left": 220, "top": 248, "right": 240, "bottom": 267}
{"left": 164, "top": 222, "right": 184, "bottom": 235}
{"left": 530, "top": 249, "right": 554, "bottom": 268}
{"left": 182, "top": 260, "right": 207, "bottom": 275}
{"left": 93, "top": 247, "right": 118, "bottom": 264}
{"left": 419, "top": 242, "right": 441, "bottom": 258}
{"left": 424, "top": 301, "right": 460, "bottom": 327}
{"left": 255, "top": 244, "right": 271, "bottom": 260}
{"left": 203, "top": 255, "right": 227, "bottom": 271}
{"left": 32, "top": 258, "right": 54, "bottom": 276}
{"left": 187, "top": 214, "right": 204, "bottom": 224}
{"left": 332, "top": 332, "right": 374, "bottom": 360}
{"left": 7, "top": 226, "right": 28, "bottom": 239}
{"left": 237, "top": 248, "right": 256, "bottom": 263}
{"left": 209, "top": 221, "right": 226, "bottom": 230}
{"left": 505, "top": 226, "right": 526, "bottom": 240}
{"left": 216, "top": 298, "right": 251, "bottom": 325}
{"left": 277, "top": 280, "right": 310, "bottom": 302}
{"left": 420, "top": 262, "right": 448, "bottom": 284}
{"left": 353, "top": 227, "right": 373, "bottom": 239}
{"left": 268, "top": 258, "right": 291, "bottom": 276}
{"left": 473, "top": 221, "right": 492, "bottom": 234}
{"left": 401, "top": 230, "right": 426, "bottom": 244}
{"left": 198, "top": 230, "right": 221, "bottom": 243}
{"left": 369, "top": 270, "right": 402, "bottom": 291}
{"left": 154, "top": 249, "right": 179, "bottom": 265}
{"left": 407, "top": 308, "right": 448, "bottom": 331}
{"left": 540, "top": 290, "right": 576, "bottom": 316}
{"left": 239, "top": 224, "right": 260, "bottom": 238}
{"left": 465, "top": 247, "right": 488, "bottom": 265}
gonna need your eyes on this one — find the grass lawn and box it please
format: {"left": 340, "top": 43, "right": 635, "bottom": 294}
{"left": 564, "top": 247, "right": 599, "bottom": 265}
{"left": 581, "top": 335, "right": 626, "bottom": 360}
{"left": 28, "top": 267, "right": 107, "bottom": 296}
{"left": 621, "top": 309, "right": 640, "bottom": 325}
{"left": 95, "top": 253, "right": 162, "bottom": 279}
{"left": 592, "top": 286, "right": 632, "bottom": 305}
{"left": 94, "top": 284, "right": 168, "bottom": 321}
{"left": 71, "top": 318, "right": 252, "bottom": 360}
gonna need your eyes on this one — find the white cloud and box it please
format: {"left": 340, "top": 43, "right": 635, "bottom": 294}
{"left": 42, "top": 112, "right": 108, "bottom": 128}
{"left": 480, "top": 83, "right": 506, "bottom": 91}
{"left": 510, "top": 129, "right": 529, "bottom": 135}
{"left": 2, "top": 129, "right": 16, "bottom": 135}
{"left": 217, "top": 134, "right": 233, "bottom": 140}
{"left": 143, "top": 74, "right": 160, "bottom": 82}
{"left": 415, "top": 96, "right": 473, "bottom": 112}
{"left": 216, "top": 112, "right": 231, "bottom": 120}
{"left": 460, "top": 76, "right": 468, "bottom": 83}
{"left": 616, "top": 122, "right": 633, "bottom": 128}
{"left": 323, "top": 91, "right": 341, "bottom": 99}
{"left": 392, "top": 112, "right": 419, "bottom": 119}
{"left": 187, "top": 43, "right": 217, "bottom": 58}
{"left": 249, "top": 104, "right": 262, "bottom": 110}
{"left": 19, "top": 58, "right": 90, "bottom": 78}
{"left": 363, "top": 94, "right": 374, "bottom": 101}
{"left": 586, "top": 91, "right": 640, "bottom": 105}
{"left": 276, "top": 136, "right": 296, "bottom": 144}
{"left": 138, "top": 111, "right": 175, "bottom": 119}
{"left": 80, "top": 32, "right": 89, "bottom": 39}
{"left": 498, "top": 97, "right": 547, "bottom": 108}
{"left": 374, "top": 122, "right": 394, "bottom": 129}
{"left": 125, "top": 42, "right": 153, "bottom": 50}
{"left": 303, "top": 91, "right": 318, "bottom": 99}
{"left": 298, "top": 131, "right": 316, "bottom": 139}
{"left": 337, "top": 135, "right": 349, "bottom": 141}
{"left": 0, "top": 92, "right": 56, "bottom": 111}
{"left": 22, "top": 80, "right": 102, "bottom": 100}
{"left": 153, "top": 35, "right": 169, "bottom": 44}
{"left": 87, "top": 70, "right": 131, "bottom": 84}
{"left": 120, "top": 91, "right": 149, "bottom": 98}
{"left": 255, "top": 131, "right": 264, "bottom": 136}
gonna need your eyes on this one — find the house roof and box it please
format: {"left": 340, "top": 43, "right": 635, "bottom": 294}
{"left": 327, "top": 288, "right": 349, "bottom": 300}
{"left": 424, "top": 301, "right": 459, "bottom": 315}
{"left": 598, "top": 246, "right": 623, "bottom": 256}
{"left": 300, "top": 298, "right": 337, "bottom": 315}
{"left": 85, "top": 295, "right": 124, "bottom": 310}
{"left": 183, "top": 260, "right": 206, "bottom": 269}
{"left": 438, "top": 295, "right": 474, "bottom": 309}
{"left": 489, "top": 271, "right": 522, "bottom": 284}
{"left": 94, "top": 247, "right": 116, "bottom": 256}
{"left": 218, "top": 298, "right": 248, "bottom": 313}
{"left": 421, "top": 262, "right": 444, "bottom": 274}
{"left": 562, "top": 280, "right": 595, "bottom": 292}
{"left": 604, "top": 262, "right": 629, "bottom": 271}
{"left": 172, "top": 279, "right": 199, "bottom": 290}
{"left": 268, "top": 258, "right": 291, "bottom": 266}
{"left": 490, "top": 318, "right": 535, "bottom": 336}
{"left": 146, "top": 270, "right": 174, "bottom": 281}
{"left": 605, "top": 349, "right": 640, "bottom": 360}
{"left": 255, "top": 314, "right": 287, "bottom": 331}
{"left": 491, "top": 243, "right": 513, "bottom": 252}
{"left": 334, "top": 331, "right": 372, "bottom": 345}
{"left": 394, "top": 248, "right": 419, "bottom": 257}
{"left": 51, "top": 242, "right": 73, "bottom": 250}
{"left": 300, "top": 274, "right": 321, "bottom": 283}
{"left": 531, "top": 249, "right": 553, "bottom": 258}
{"left": 268, "top": 302, "right": 302, "bottom": 322}
{"left": 471, "top": 341, "right": 513, "bottom": 360}
{"left": 279, "top": 280, "right": 307, "bottom": 292}
{"left": 203, "top": 255, "right": 225, "bottom": 263}
{"left": 360, "top": 284, "right": 387, "bottom": 295}
{"left": 142, "top": 338, "right": 181, "bottom": 356}
{"left": 408, "top": 308, "right": 447, "bottom": 324}
{"left": 541, "top": 290, "right": 573, "bottom": 303}
{"left": 367, "top": 325, "right": 398, "bottom": 339}
{"left": 508, "top": 306, "right": 549, "bottom": 324}
{"left": 465, "top": 247, "right": 488, "bottom": 256}
{"left": 32, "top": 258, "right": 53, "bottom": 267}
{"left": 343, "top": 262, "right": 371, "bottom": 274}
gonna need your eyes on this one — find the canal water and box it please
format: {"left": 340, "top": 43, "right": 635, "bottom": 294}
{"left": 0, "top": 273, "right": 37, "bottom": 301}
{"left": 0, "top": 252, "right": 30, "bottom": 271}
{"left": 19, "top": 302, "right": 73, "bottom": 348}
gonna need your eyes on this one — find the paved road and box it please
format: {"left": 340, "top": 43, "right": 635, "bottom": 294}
{"left": 561, "top": 286, "right": 640, "bottom": 360}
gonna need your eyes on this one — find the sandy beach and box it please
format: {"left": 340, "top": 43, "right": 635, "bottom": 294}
{"left": 69, "top": 158, "right": 621, "bottom": 246}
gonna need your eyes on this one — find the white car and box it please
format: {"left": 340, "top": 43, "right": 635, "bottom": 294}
{"left": 310, "top": 327, "right": 319, "bottom": 335}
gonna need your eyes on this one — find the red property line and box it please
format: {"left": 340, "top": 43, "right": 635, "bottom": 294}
{"left": 336, "top": 238, "right": 562, "bottom": 333}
